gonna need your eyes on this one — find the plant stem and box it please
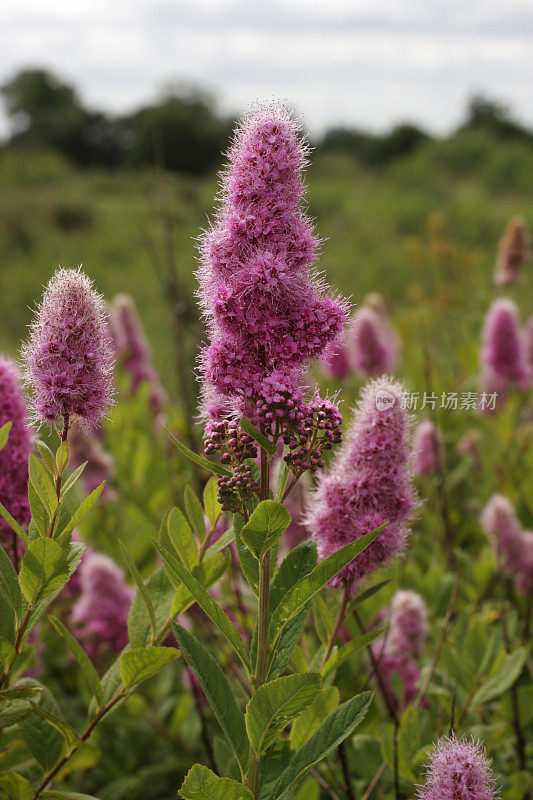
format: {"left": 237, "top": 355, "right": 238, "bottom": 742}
{"left": 338, "top": 741, "right": 355, "bottom": 800}
{"left": 321, "top": 587, "right": 349, "bottom": 669}
{"left": 47, "top": 414, "right": 69, "bottom": 537}
{"left": 248, "top": 446, "right": 271, "bottom": 799}
{"left": 498, "top": 574, "right": 527, "bottom": 772}
{"left": 33, "top": 686, "right": 127, "bottom": 797}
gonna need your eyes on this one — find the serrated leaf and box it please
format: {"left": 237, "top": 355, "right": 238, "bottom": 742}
{"left": 156, "top": 542, "right": 250, "bottom": 671}
{"left": 471, "top": 647, "right": 526, "bottom": 708}
{"left": 179, "top": 764, "right": 252, "bottom": 800}
{"left": 246, "top": 673, "right": 321, "bottom": 755}
{"left": 290, "top": 687, "right": 339, "bottom": 750}
{"left": 0, "top": 422, "right": 12, "bottom": 452}
{"left": 268, "top": 608, "right": 310, "bottom": 681}
{"left": 56, "top": 483, "right": 105, "bottom": 543}
{"left": 269, "top": 692, "right": 373, "bottom": 800}
{"left": 168, "top": 507, "right": 198, "bottom": 570}
{"left": 169, "top": 552, "right": 229, "bottom": 617}
{"left": 119, "top": 540, "right": 156, "bottom": 638}
{"left": 19, "top": 538, "right": 69, "bottom": 605}
{"left": 270, "top": 526, "right": 385, "bottom": 638}
{"left": 234, "top": 515, "right": 258, "bottom": 594}
{"left": 322, "top": 629, "right": 384, "bottom": 678}
{"left": 29, "top": 701, "right": 81, "bottom": 752}
{"left": 203, "top": 477, "right": 222, "bottom": 528}
{"left": 49, "top": 616, "right": 103, "bottom": 708}
{"left": 166, "top": 429, "right": 231, "bottom": 477}
{"left": 128, "top": 569, "right": 174, "bottom": 648}
{"left": 28, "top": 454, "right": 58, "bottom": 516}
{"left": 0, "top": 545, "right": 23, "bottom": 617}
{"left": 184, "top": 486, "right": 206, "bottom": 542}
{"left": 172, "top": 624, "right": 249, "bottom": 774}
{"left": 119, "top": 646, "right": 179, "bottom": 687}
{"left": 270, "top": 541, "right": 317, "bottom": 612}
{"left": 241, "top": 501, "right": 291, "bottom": 559}
{"left": 28, "top": 480, "right": 49, "bottom": 537}
{"left": 17, "top": 679, "right": 64, "bottom": 769}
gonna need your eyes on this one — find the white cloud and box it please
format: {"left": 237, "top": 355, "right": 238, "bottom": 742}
{"left": 0, "top": 0, "right": 532, "bottom": 135}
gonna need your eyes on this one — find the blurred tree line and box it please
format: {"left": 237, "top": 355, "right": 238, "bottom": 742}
{"left": 1, "top": 67, "right": 533, "bottom": 175}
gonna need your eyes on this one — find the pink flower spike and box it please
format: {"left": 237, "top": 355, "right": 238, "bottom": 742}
{"left": 417, "top": 734, "right": 499, "bottom": 800}
{"left": 23, "top": 267, "right": 114, "bottom": 427}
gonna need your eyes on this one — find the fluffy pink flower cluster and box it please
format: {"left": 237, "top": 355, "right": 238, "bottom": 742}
{"left": 481, "top": 495, "right": 533, "bottom": 594}
{"left": 110, "top": 294, "right": 166, "bottom": 415}
{"left": 198, "top": 106, "right": 347, "bottom": 420}
{"left": 321, "top": 295, "right": 399, "bottom": 381}
{"left": 0, "top": 357, "right": 33, "bottom": 558}
{"left": 413, "top": 420, "right": 443, "bottom": 476}
{"left": 417, "top": 735, "right": 499, "bottom": 800}
{"left": 306, "top": 379, "right": 418, "bottom": 590}
{"left": 23, "top": 268, "right": 114, "bottom": 426}
{"left": 480, "top": 299, "right": 530, "bottom": 397}
{"left": 371, "top": 590, "right": 427, "bottom": 710}
{"left": 71, "top": 552, "right": 134, "bottom": 660}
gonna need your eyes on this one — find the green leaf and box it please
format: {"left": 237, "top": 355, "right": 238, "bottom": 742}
{"left": 166, "top": 429, "right": 231, "bottom": 477}
{"left": 290, "top": 687, "right": 339, "bottom": 750}
{"left": 270, "top": 541, "right": 317, "bottom": 612}
{"left": 205, "top": 527, "right": 235, "bottom": 560}
{"left": 0, "top": 544, "right": 23, "bottom": 618}
{"left": 128, "top": 569, "right": 174, "bottom": 648}
{"left": 56, "top": 483, "right": 105, "bottom": 543}
{"left": 322, "top": 629, "right": 384, "bottom": 678}
{"left": 471, "top": 647, "right": 526, "bottom": 708}
{"left": 179, "top": 764, "right": 252, "bottom": 800}
{"left": 28, "top": 481, "right": 49, "bottom": 537}
{"left": 49, "top": 616, "right": 103, "bottom": 709}
{"left": 258, "top": 741, "right": 292, "bottom": 800}
{"left": 119, "top": 646, "right": 179, "bottom": 687}
{"left": 240, "top": 417, "right": 278, "bottom": 457}
{"left": 397, "top": 705, "right": 420, "bottom": 781}
{"left": 17, "top": 679, "right": 65, "bottom": 769}
{"left": 270, "top": 526, "right": 385, "bottom": 637}
{"left": 234, "top": 516, "right": 258, "bottom": 595}
{"left": 269, "top": 692, "right": 373, "bottom": 800}
{"left": 268, "top": 609, "right": 310, "bottom": 681}
{"left": 0, "top": 421, "right": 12, "bottom": 452}
{"left": 0, "top": 772, "right": 34, "bottom": 800}
{"left": 0, "top": 502, "right": 30, "bottom": 546}
{"left": 274, "top": 453, "right": 290, "bottom": 501}
{"left": 60, "top": 462, "right": 87, "bottom": 498}
{"left": 241, "top": 501, "right": 291, "bottom": 559}
{"left": 36, "top": 440, "right": 57, "bottom": 473}
{"left": 351, "top": 580, "right": 391, "bottom": 608}
{"left": 169, "top": 552, "right": 229, "bottom": 617}
{"left": 246, "top": 673, "right": 322, "bottom": 755}
{"left": 0, "top": 696, "right": 33, "bottom": 727}
{"left": 118, "top": 541, "right": 156, "bottom": 638}
{"left": 19, "top": 538, "right": 69, "bottom": 605}
{"left": 28, "top": 454, "right": 58, "bottom": 516}
{"left": 184, "top": 486, "right": 206, "bottom": 542}
{"left": 40, "top": 793, "right": 102, "bottom": 800}
{"left": 156, "top": 543, "right": 250, "bottom": 671}
{"left": 172, "top": 624, "right": 249, "bottom": 774}
{"left": 55, "top": 441, "right": 69, "bottom": 475}
{"left": 29, "top": 701, "right": 81, "bottom": 752}
{"left": 168, "top": 507, "right": 198, "bottom": 570}
{"left": 203, "top": 477, "right": 222, "bottom": 528}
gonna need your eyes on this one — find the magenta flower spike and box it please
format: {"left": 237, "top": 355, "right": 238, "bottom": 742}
{"left": 417, "top": 735, "right": 499, "bottom": 800}
{"left": 350, "top": 307, "right": 399, "bottom": 378}
{"left": 494, "top": 216, "right": 530, "bottom": 288}
{"left": 23, "top": 267, "right": 114, "bottom": 427}
{"left": 481, "top": 494, "right": 533, "bottom": 594}
{"left": 71, "top": 552, "right": 134, "bottom": 660}
{"left": 0, "top": 357, "right": 33, "bottom": 559}
{"left": 197, "top": 106, "right": 348, "bottom": 424}
{"left": 413, "top": 420, "right": 443, "bottom": 476}
{"left": 306, "top": 378, "right": 418, "bottom": 591}
{"left": 480, "top": 299, "right": 530, "bottom": 393}
{"left": 320, "top": 339, "right": 351, "bottom": 380}
{"left": 387, "top": 589, "right": 428, "bottom": 658}
{"left": 110, "top": 294, "right": 166, "bottom": 414}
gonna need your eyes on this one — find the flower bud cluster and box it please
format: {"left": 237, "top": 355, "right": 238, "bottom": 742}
{"left": 204, "top": 419, "right": 259, "bottom": 512}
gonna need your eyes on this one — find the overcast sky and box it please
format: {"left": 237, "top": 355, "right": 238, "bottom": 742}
{"left": 1, "top": 0, "right": 532, "bottom": 135}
